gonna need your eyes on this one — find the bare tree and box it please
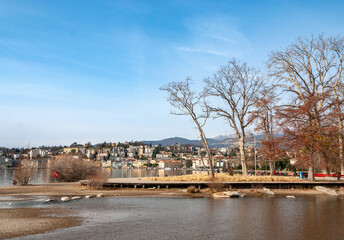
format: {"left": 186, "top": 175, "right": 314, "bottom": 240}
{"left": 160, "top": 78, "right": 215, "bottom": 177}
{"left": 205, "top": 59, "right": 263, "bottom": 176}
{"left": 14, "top": 161, "right": 36, "bottom": 185}
{"left": 254, "top": 87, "right": 281, "bottom": 175}
{"left": 268, "top": 35, "right": 343, "bottom": 181}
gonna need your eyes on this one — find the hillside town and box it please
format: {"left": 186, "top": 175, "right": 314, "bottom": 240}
{"left": 0, "top": 139, "right": 269, "bottom": 172}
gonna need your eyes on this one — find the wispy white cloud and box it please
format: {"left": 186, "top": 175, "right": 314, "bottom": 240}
{"left": 176, "top": 16, "right": 251, "bottom": 60}
{"left": 175, "top": 46, "right": 229, "bottom": 57}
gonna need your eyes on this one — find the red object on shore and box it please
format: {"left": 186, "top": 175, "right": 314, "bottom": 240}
{"left": 54, "top": 171, "right": 59, "bottom": 178}
{"left": 314, "top": 173, "right": 344, "bottom": 177}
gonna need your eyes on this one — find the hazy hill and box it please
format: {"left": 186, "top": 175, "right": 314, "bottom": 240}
{"left": 141, "top": 137, "right": 203, "bottom": 147}
{"left": 141, "top": 134, "right": 283, "bottom": 148}
{"left": 141, "top": 136, "right": 228, "bottom": 148}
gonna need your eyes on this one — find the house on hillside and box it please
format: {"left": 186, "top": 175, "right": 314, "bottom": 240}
{"left": 156, "top": 151, "right": 172, "bottom": 160}
{"left": 63, "top": 147, "right": 79, "bottom": 154}
{"left": 132, "top": 160, "right": 149, "bottom": 168}
{"left": 158, "top": 160, "right": 182, "bottom": 169}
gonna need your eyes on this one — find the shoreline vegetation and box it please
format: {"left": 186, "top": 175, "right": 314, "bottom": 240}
{"left": 141, "top": 173, "right": 302, "bottom": 182}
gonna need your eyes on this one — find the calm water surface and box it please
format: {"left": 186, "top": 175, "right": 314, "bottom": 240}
{"left": 9, "top": 195, "right": 344, "bottom": 240}
{"left": 0, "top": 168, "right": 202, "bottom": 186}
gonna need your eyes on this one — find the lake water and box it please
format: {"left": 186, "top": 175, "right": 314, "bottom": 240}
{"left": 0, "top": 168, "right": 203, "bottom": 186}
{"left": 8, "top": 195, "right": 344, "bottom": 240}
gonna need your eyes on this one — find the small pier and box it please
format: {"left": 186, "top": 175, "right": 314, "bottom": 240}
{"left": 80, "top": 178, "right": 344, "bottom": 189}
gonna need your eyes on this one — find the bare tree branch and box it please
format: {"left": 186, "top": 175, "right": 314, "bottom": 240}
{"left": 204, "top": 59, "right": 264, "bottom": 175}
{"left": 160, "top": 78, "right": 215, "bottom": 177}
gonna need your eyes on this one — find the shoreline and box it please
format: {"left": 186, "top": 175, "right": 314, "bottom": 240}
{"left": 1, "top": 182, "right": 344, "bottom": 197}
{"left": 1, "top": 182, "right": 343, "bottom": 239}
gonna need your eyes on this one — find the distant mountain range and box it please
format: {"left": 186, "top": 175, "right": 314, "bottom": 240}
{"left": 141, "top": 134, "right": 274, "bottom": 148}
{"left": 141, "top": 137, "right": 205, "bottom": 147}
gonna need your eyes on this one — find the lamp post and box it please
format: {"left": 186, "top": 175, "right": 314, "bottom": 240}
{"left": 254, "top": 149, "right": 257, "bottom": 176}
{"left": 254, "top": 137, "right": 257, "bottom": 176}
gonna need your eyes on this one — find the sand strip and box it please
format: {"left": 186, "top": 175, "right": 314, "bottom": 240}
{"left": 0, "top": 207, "right": 81, "bottom": 240}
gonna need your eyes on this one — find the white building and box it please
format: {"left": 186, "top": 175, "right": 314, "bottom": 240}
{"left": 86, "top": 148, "right": 96, "bottom": 159}
{"left": 112, "top": 147, "right": 125, "bottom": 157}
{"left": 158, "top": 160, "right": 182, "bottom": 169}
{"left": 29, "top": 149, "right": 40, "bottom": 159}
{"left": 192, "top": 158, "right": 210, "bottom": 169}
{"left": 156, "top": 153, "right": 171, "bottom": 160}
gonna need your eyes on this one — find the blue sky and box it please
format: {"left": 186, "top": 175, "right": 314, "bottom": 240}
{"left": 1, "top": 0, "right": 343, "bottom": 147}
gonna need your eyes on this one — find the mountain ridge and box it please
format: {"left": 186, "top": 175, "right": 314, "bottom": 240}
{"left": 141, "top": 134, "right": 283, "bottom": 148}
{"left": 141, "top": 136, "right": 232, "bottom": 148}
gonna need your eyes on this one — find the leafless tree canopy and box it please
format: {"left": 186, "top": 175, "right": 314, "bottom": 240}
{"left": 50, "top": 156, "right": 98, "bottom": 182}
{"left": 161, "top": 78, "right": 207, "bottom": 119}
{"left": 268, "top": 35, "right": 344, "bottom": 181}
{"left": 268, "top": 35, "right": 344, "bottom": 105}
{"left": 14, "top": 165, "right": 36, "bottom": 186}
{"left": 204, "top": 59, "right": 264, "bottom": 175}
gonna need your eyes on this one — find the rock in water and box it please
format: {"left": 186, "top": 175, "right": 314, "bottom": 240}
{"left": 97, "top": 193, "right": 104, "bottom": 198}
{"left": 85, "top": 195, "right": 93, "bottom": 199}
{"left": 213, "top": 192, "right": 230, "bottom": 198}
{"left": 286, "top": 195, "right": 296, "bottom": 198}
{"left": 71, "top": 196, "right": 81, "bottom": 200}
{"left": 263, "top": 187, "right": 275, "bottom": 195}
{"left": 61, "top": 197, "right": 71, "bottom": 202}
{"left": 213, "top": 191, "right": 245, "bottom": 198}
{"left": 315, "top": 186, "right": 339, "bottom": 196}
{"left": 226, "top": 191, "right": 245, "bottom": 198}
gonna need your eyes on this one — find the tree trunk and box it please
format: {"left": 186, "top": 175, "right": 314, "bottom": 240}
{"left": 199, "top": 128, "right": 214, "bottom": 177}
{"left": 308, "top": 165, "right": 315, "bottom": 182}
{"left": 338, "top": 115, "right": 344, "bottom": 176}
{"left": 190, "top": 116, "right": 215, "bottom": 178}
{"left": 269, "top": 160, "right": 274, "bottom": 176}
{"left": 239, "top": 139, "right": 248, "bottom": 176}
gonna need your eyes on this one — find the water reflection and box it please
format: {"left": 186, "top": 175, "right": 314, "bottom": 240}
{"left": 109, "top": 168, "right": 202, "bottom": 178}
{"left": 0, "top": 168, "right": 50, "bottom": 186}
{"left": 0, "top": 168, "right": 203, "bottom": 186}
